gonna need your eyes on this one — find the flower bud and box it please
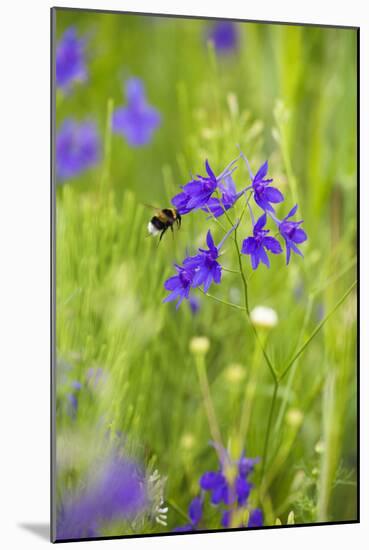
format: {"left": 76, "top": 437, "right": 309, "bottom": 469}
{"left": 286, "top": 408, "right": 303, "bottom": 428}
{"left": 250, "top": 306, "right": 278, "bottom": 329}
{"left": 189, "top": 336, "right": 210, "bottom": 356}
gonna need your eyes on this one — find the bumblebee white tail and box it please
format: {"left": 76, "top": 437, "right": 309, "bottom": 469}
{"left": 147, "top": 221, "right": 160, "bottom": 236}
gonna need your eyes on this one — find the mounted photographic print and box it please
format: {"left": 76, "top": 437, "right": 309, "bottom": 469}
{"left": 51, "top": 7, "right": 359, "bottom": 542}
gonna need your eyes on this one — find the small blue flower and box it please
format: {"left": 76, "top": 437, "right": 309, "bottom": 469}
{"left": 172, "top": 160, "right": 218, "bottom": 215}
{"left": 278, "top": 204, "right": 307, "bottom": 264}
{"left": 241, "top": 213, "right": 282, "bottom": 269}
{"left": 56, "top": 119, "right": 101, "bottom": 181}
{"left": 56, "top": 27, "right": 87, "bottom": 92}
{"left": 251, "top": 161, "right": 284, "bottom": 213}
{"left": 248, "top": 508, "right": 263, "bottom": 528}
{"left": 57, "top": 453, "right": 147, "bottom": 540}
{"left": 163, "top": 264, "right": 195, "bottom": 309}
{"left": 173, "top": 497, "right": 203, "bottom": 532}
{"left": 184, "top": 230, "right": 222, "bottom": 293}
{"left": 200, "top": 470, "right": 230, "bottom": 505}
{"left": 203, "top": 174, "right": 244, "bottom": 218}
{"left": 112, "top": 78, "right": 161, "bottom": 147}
{"left": 208, "top": 21, "right": 239, "bottom": 54}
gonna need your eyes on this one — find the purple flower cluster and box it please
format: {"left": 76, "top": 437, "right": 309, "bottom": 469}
{"left": 208, "top": 21, "right": 239, "bottom": 54}
{"left": 112, "top": 77, "right": 161, "bottom": 147}
{"left": 174, "top": 447, "right": 262, "bottom": 532}
{"left": 56, "top": 119, "right": 101, "bottom": 181}
{"left": 55, "top": 25, "right": 161, "bottom": 181}
{"left": 163, "top": 225, "right": 236, "bottom": 308}
{"left": 57, "top": 452, "right": 147, "bottom": 540}
{"left": 163, "top": 152, "right": 307, "bottom": 308}
{"left": 56, "top": 27, "right": 88, "bottom": 92}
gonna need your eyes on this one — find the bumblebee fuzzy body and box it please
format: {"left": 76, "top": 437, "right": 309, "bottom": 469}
{"left": 147, "top": 208, "right": 181, "bottom": 241}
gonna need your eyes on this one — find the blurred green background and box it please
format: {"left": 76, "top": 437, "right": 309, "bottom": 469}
{"left": 55, "top": 8, "right": 357, "bottom": 535}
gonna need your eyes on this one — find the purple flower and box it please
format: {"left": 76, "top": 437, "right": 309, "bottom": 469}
{"left": 56, "top": 119, "right": 101, "bottom": 181}
{"left": 278, "top": 204, "right": 307, "bottom": 264}
{"left": 163, "top": 264, "right": 195, "bottom": 309}
{"left": 184, "top": 230, "right": 222, "bottom": 293}
{"left": 66, "top": 393, "right": 78, "bottom": 419}
{"left": 199, "top": 447, "right": 257, "bottom": 507}
{"left": 163, "top": 224, "right": 236, "bottom": 308}
{"left": 248, "top": 508, "right": 263, "bottom": 528}
{"left": 56, "top": 454, "right": 147, "bottom": 540}
{"left": 56, "top": 27, "right": 87, "bottom": 91}
{"left": 172, "top": 160, "right": 218, "bottom": 215}
{"left": 203, "top": 174, "right": 244, "bottom": 218}
{"left": 112, "top": 78, "right": 161, "bottom": 147}
{"left": 251, "top": 161, "right": 284, "bottom": 213}
{"left": 208, "top": 21, "right": 239, "bottom": 53}
{"left": 241, "top": 213, "right": 283, "bottom": 269}
{"left": 173, "top": 497, "right": 203, "bottom": 532}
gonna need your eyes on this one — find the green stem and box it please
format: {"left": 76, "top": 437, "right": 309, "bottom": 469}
{"left": 260, "top": 380, "right": 279, "bottom": 486}
{"left": 194, "top": 354, "right": 224, "bottom": 457}
{"left": 280, "top": 280, "right": 356, "bottom": 381}
{"left": 222, "top": 266, "right": 240, "bottom": 274}
{"left": 200, "top": 289, "right": 245, "bottom": 311}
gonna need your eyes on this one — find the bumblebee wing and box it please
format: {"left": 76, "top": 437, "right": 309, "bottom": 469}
{"left": 141, "top": 202, "right": 161, "bottom": 213}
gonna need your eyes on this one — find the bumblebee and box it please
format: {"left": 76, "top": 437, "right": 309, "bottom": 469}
{"left": 147, "top": 207, "right": 182, "bottom": 242}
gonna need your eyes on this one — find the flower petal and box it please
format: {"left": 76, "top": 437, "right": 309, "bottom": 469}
{"left": 264, "top": 186, "right": 284, "bottom": 204}
{"left": 292, "top": 228, "right": 307, "bottom": 243}
{"left": 253, "top": 160, "right": 268, "bottom": 183}
{"left": 199, "top": 471, "right": 224, "bottom": 491}
{"left": 251, "top": 252, "right": 260, "bottom": 270}
{"left": 263, "top": 236, "right": 283, "bottom": 254}
{"left": 241, "top": 237, "right": 257, "bottom": 255}
{"left": 258, "top": 247, "right": 270, "bottom": 268}
{"left": 188, "top": 497, "right": 202, "bottom": 526}
{"left": 205, "top": 159, "right": 216, "bottom": 181}
{"left": 286, "top": 204, "right": 298, "bottom": 219}
{"left": 254, "top": 213, "right": 267, "bottom": 232}
{"left": 206, "top": 230, "right": 215, "bottom": 250}
{"left": 248, "top": 508, "right": 263, "bottom": 528}
{"left": 164, "top": 275, "right": 180, "bottom": 291}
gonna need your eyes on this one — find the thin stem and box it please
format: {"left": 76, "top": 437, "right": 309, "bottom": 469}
{"left": 200, "top": 289, "right": 245, "bottom": 311}
{"left": 260, "top": 380, "right": 279, "bottom": 486}
{"left": 195, "top": 354, "right": 224, "bottom": 458}
{"left": 223, "top": 204, "right": 278, "bottom": 383}
{"left": 222, "top": 266, "right": 240, "bottom": 274}
{"left": 280, "top": 280, "right": 357, "bottom": 381}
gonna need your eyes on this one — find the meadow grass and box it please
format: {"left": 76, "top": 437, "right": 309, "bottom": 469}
{"left": 54, "top": 9, "right": 357, "bottom": 534}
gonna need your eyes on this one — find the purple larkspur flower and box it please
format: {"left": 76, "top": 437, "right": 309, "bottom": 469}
{"left": 184, "top": 230, "right": 222, "bottom": 293}
{"left": 208, "top": 21, "right": 239, "bottom": 53}
{"left": 277, "top": 204, "right": 307, "bottom": 264}
{"left": 56, "top": 119, "right": 101, "bottom": 181}
{"left": 65, "top": 381, "right": 82, "bottom": 420}
{"left": 66, "top": 393, "right": 78, "bottom": 419}
{"left": 163, "top": 223, "right": 237, "bottom": 307}
{"left": 112, "top": 78, "right": 161, "bottom": 147}
{"left": 173, "top": 497, "right": 203, "bottom": 532}
{"left": 172, "top": 160, "right": 218, "bottom": 215}
{"left": 56, "top": 27, "right": 87, "bottom": 91}
{"left": 203, "top": 174, "right": 244, "bottom": 218}
{"left": 199, "top": 447, "right": 257, "bottom": 507}
{"left": 56, "top": 453, "right": 147, "bottom": 540}
{"left": 241, "top": 213, "right": 282, "bottom": 270}
{"left": 248, "top": 508, "right": 263, "bottom": 528}
{"left": 250, "top": 161, "right": 284, "bottom": 213}
{"left": 163, "top": 263, "right": 195, "bottom": 309}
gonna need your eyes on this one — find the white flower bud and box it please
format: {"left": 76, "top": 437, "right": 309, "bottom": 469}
{"left": 189, "top": 336, "right": 210, "bottom": 356}
{"left": 250, "top": 306, "right": 278, "bottom": 329}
